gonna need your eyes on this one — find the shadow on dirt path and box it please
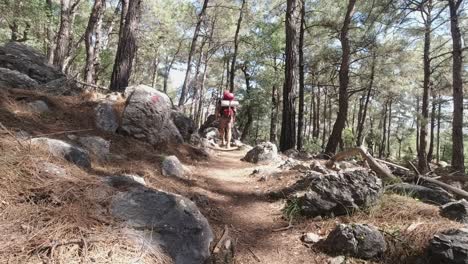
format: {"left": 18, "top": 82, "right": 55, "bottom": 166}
{"left": 190, "top": 150, "right": 324, "bottom": 264}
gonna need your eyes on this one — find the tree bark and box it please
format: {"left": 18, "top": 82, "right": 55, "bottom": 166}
{"left": 427, "top": 91, "right": 436, "bottom": 163}
{"left": 46, "top": 0, "right": 56, "bottom": 64}
{"left": 84, "top": 0, "right": 106, "bottom": 85}
{"left": 53, "top": 0, "right": 81, "bottom": 71}
{"left": 356, "top": 51, "right": 375, "bottom": 146}
{"left": 386, "top": 99, "right": 392, "bottom": 158}
{"left": 178, "top": 0, "right": 209, "bottom": 106}
{"left": 229, "top": 0, "right": 246, "bottom": 93}
{"left": 449, "top": 0, "right": 465, "bottom": 173}
{"left": 270, "top": 58, "right": 279, "bottom": 144}
{"left": 297, "top": 0, "right": 305, "bottom": 150}
{"left": 324, "top": 0, "right": 356, "bottom": 155}
{"left": 241, "top": 64, "right": 253, "bottom": 142}
{"left": 109, "top": 0, "right": 142, "bottom": 92}
{"left": 379, "top": 101, "right": 388, "bottom": 158}
{"left": 314, "top": 85, "right": 320, "bottom": 138}
{"left": 436, "top": 93, "right": 442, "bottom": 163}
{"left": 321, "top": 87, "right": 328, "bottom": 149}
{"left": 279, "top": 0, "right": 301, "bottom": 152}
{"left": 418, "top": 0, "right": 432, "bottom": 173}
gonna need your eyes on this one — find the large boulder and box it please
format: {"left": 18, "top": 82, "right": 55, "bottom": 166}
{"left": 0, "top": 67, "right": 38, "bottom": 88}
{"left": 324, "top": 224, "right": 386, "bottom": 260}
{"left": 31, "top": 138, "right": 91, "bottom": 168}
{"left": 120, "top": 85, "right": 183, "bottom": 145}
{"left": 77, "top": 136, "right": 110, "bottom": 161}
{"left": 111, "top": 187, "right": 214, "bottom": 264}
{"left": 0, "top": 42, "right": 78, "bottom": 93}
{"left": 294, "top": 170, "right": 383, "bottom": 217}
{"left": 427, "top": 228, "right": 468, "bottom": 264}
{"left": 242, "top": 142, "right": 278, "bottom": 164}
{"left": 162, "top": 155, "right": 185, "bottom": 179}
{"left": 386, "top": 183, "right": 454, "bottom": 205}
{"left": 27, "top": 100, "right": 49, "bottom": 113}
{"left": 440, "top": 200, "right": 468, "bottom": 224}
{"left": 171, "top": 110, "right": 196, "bottom": 141}
{"left": 95, "top": 101, "right": 120, "bottom": 133}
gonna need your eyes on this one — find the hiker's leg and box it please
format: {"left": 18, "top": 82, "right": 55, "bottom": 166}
{"left": 219, "top": 118, "right": 226, "bottom": 146}
{"left": 226, "top": 117, "right": 233, "bottom": 148}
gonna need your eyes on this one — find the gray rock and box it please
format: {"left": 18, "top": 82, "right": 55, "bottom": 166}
{"left": 441, "top": 200, "right": 468, "bottom": 223}
{"left": 324, "top": 224, "right": 386, "bottom": 260}
{"left": 120, "top": 85, "right": 183, "bottom": 145}
{"left": 302, "top": 232, "right": 323, "bottom": 243}
{"left": 27, "top": 100, "right": 49, "bottom": 113}
{"left": 242, "top": 142, "right": 278, "bottom": 164}
{"left": 95, "top": 102, "right": 119, "bottom": 133}
{"left": 283, "top": 148, "right": 299, "bottom": 158}
{"left": 0, "top": 42, "right": 79, "bottom": 94}
{"left": 295, "top": 170, "right": 383, "bottom": 217}
{"left": 0, "top": 67, "right": 38, "bottom": 89}
{"left": 31, "top": 138, "right": 91, "bottom": 168}
{"left": 0, "top": 42, "right": 63, "bottom": 83}
{"left": 310, "top": 160, "right": 329, "bottom": 174}
{"left": 199, "top": 114, "right": 239, "bottom": 140}
{"left": 162, "top": 155, "right": 185, "bottom": 178}
{"left": 386, "top": 183, "right": 454, "bottom": 205}
{"left": 428, "top": 228, "right": 468, "bottom": 264}
{"left": 15, "top": 130, "right": 30, "bottom": 139}
{"left": 171, "top": 110, "right": 196, "bottom": 141}
{"left": 77, "top": 136, "right": 110, "bottom": 160}
{"left": 111, "top": 187, "right": 214, "bottom": 264}
{"left": 328, "top": 256, "right": 346, "bottom": 264}
{"left": 37, "top": 161, "right": 68, "bottom": 178}
{"left": 106, "top": 174, "right": 146, "bottom": 189}
{"left": 202, "top": 127, "right": 219, "bottom": 141}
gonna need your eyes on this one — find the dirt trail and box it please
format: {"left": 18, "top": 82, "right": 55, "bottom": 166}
{"left": 190, "top": 149, "right": 322, "bottom": 264}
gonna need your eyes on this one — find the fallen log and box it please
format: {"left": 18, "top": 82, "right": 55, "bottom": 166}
{"left": 375, "top": 158, "right": 410, "bottom": 172}
{"left": 326, "top": 147, "right": 397, "bottom": 181}
{"left": 327, "top": 148, "right": 468, "bottom": 201}
{"left": 418, "top": 175, "right": 468, "bottom": 201}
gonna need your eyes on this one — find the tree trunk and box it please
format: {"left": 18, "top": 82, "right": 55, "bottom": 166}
{"left": 297, "top": 0, "right": 305, "bottom": 150}
{"left": 324, "top": 0, "right": 356, "bottom": 155}
{"left": 427, "top": 91, "right": 436, "bottom": 163}
{"left": 308, "top": 84, "right": 315, "bottom": 140}
{"left": 418, "top": 0, "right": 432, "bottom": 173}
{"left": 196, "top": 58, "right": 208, "bottom": 127}
{"left": 151, "top": 53, "right": 160, "bottom": 88}
{"left": 379, "top": 101, "right": 387, "bottom": 158}
{"left": 416, "top": 95, "right": 420, "bottom": 153}
{"left": 54, "top": 0, "right": 81, "bottom": 71}
{"left": 437, "top": 93, "right": 442, "bottom": 163}
{"left": 229, "top": 0, "right": 246, "bottom": 93}
{"left": 178, "top": 0, "right": 209, "bottom": 106}
{"left": 356, "top": 51, "right": 375, "bottom": 146}
{"left": 84, "top": 0, "right": 106, "bottom": 85}
{"left": 163, "top": 40, "right": 183, "bottom": 94}
{"left": 322, "top": 87, "right": 328, "bottom": 149}
{"left": 314, "top": 85, "right": 320, "bottom": 138}
{"left": 449, "top": 0, "right": 465, "bottom": 172}
{"left": 241, "top": 64, "right": 253, "bottom": 142}
{"left": 279, "top": 0, "right": 301, "bottom": 152}
{"left": 109, "top": 0, "right": 142, "bottom": 92}
{"left": 269, "top": 58, "right": 279, "bottom": 144}
{"left": 386, "top": 99, "right": 392, "bottom": 158}
{"left": 46, "top": 0, "right": 56, "bottom": 64}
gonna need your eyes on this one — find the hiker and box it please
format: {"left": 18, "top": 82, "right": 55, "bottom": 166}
{"left": 216, "top": 90, "right": 238, "bottom": 148}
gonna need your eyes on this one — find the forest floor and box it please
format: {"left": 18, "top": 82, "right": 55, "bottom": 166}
{"left": 0, "top": 88, "right": 462, "bottom": 264}
{"left": 190, "top": 150, "right": 324, "bottom": 264}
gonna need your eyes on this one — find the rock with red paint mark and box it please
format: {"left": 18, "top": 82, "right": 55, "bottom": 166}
{"left": 120, "top": 85, "right": 183, "bottom": 145}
